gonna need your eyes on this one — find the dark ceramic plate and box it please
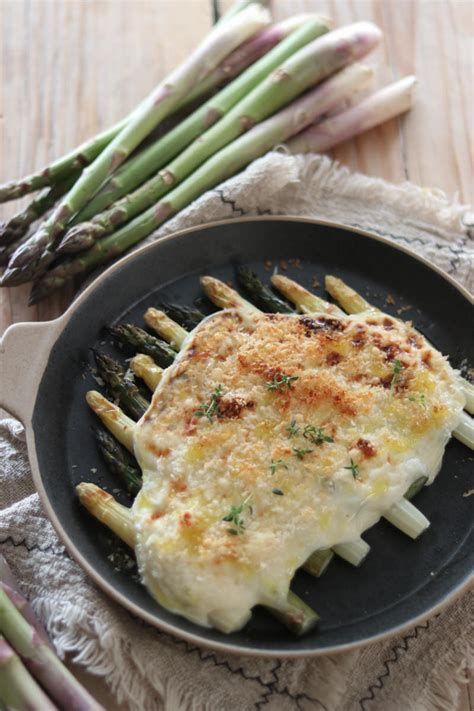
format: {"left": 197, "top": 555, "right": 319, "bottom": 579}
{"left": 1, "top": 217, "right": 472, "bottom": 657}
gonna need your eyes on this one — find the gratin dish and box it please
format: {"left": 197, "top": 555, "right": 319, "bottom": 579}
{"left": 0, "top": 216, "right": 472, "bottom": 657}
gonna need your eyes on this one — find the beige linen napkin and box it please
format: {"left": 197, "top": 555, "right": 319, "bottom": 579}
{"left": 1, "top": 152, "right": 473, "bottom": 710}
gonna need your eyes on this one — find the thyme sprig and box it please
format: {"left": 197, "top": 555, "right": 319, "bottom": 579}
{"left": 408, "top": 393, "right": 426, "bottom": 407}
{"left": 270, "top": 459, "right": 288, "bottom": 475}
{"left": 266, "top": 373, "right": 299, "bottom": 391}
{"left": 390, "top": 359, "right": 404, "bottom": 392}
{"left": 286, "top": 419, "right": 300, "bottom": 437}
{"left": 194, "top": 384, "right": 223, "bottom": 422}
{"left": 222, "top": 494, "right": 252, "bottom": 535}
{"left": 303, "top": 425, "right": 334, "bottom": 446}
{"left": 344, "top": 458, "right": 360, "bottom": 479}
{"left": 293, "top": 446, "right": 313, "bottom": 460}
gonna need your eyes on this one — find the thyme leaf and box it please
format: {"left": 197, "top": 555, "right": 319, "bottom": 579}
{"left": 194, "top": 384, "right": 223, "bottom": 421}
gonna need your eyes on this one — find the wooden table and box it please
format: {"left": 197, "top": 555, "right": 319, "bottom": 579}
{"left": 0, "top": 1, "right": 472, "bottom": 707}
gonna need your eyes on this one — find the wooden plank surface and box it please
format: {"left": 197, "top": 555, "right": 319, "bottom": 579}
{"left": 0, "top": 1, "right": 472, "bottom": 708}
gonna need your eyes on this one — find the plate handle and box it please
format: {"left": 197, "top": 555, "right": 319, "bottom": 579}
{"left": 0, "top": 319, "right": 63, "bottom": 424}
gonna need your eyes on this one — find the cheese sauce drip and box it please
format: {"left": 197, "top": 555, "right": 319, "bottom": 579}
{"left": 133, "top": 311, "right": 464, "bottom": 632}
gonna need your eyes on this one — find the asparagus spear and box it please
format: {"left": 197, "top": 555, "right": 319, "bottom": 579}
{"left": 76, "top": 483, "right": 136, "bottom": 548}
{"left": 76, "top": 482, "right": 319, "bottom": 635}
{"left": 0, "top": 556, "right": 52, "bottom": 648}
{"left": 56, "top": 24, "right": 375, "bottom": 258}
{"left": 287, "top": 76, "right": 417, "bottom": 154}
{"left": 0, "top": 2, "right": 270, "bottom": 206}
{"left": 185, "top": 15, "right": 312, "bottom": 105}
{"left": 325, "top": 275, "right": 474, "bottom": 433}
{"left": 271, "top": 274, "right": 345, "bottom": 315}
{"left": 130, "top": 353, "right": 163, "bottom": 391}
{"left": 86, "top": 390, "right": 135, "bottom": 452}
{"left": 0, "top": 174, "right": 79, "bottom": 249}
{"left": 56, "top": 16, "right": 333, "bottom": 255}
{"left": 201, "top": 276, "right": 260, "bottom": 315}
{"left": 108, "top": 324, "right": 177, "bottom": 367}
{"left": 159, "top": 302, "right": 205, "bottom": 329}
{"left": 28, "top": 60, "right": 381, "bottom": 300}
{"left": 302, "top": 549, "right": 334, "bottom": 577}
{"left": 92, "top": 350, "right": 149, "bottom": 420}
{"left": 144, "top": 308, "right": 188, "bottom": 350}
{"left": 57, "top": 15, "right": 322, "bottom": 245}
{"left": 0, "top": 587, "right": 104, "bottom": 710}
{"left": 236, "top": 266, "right": 293, "bottom": 312}
{"left": 0, "top": 635, "right": 59, "bottom": 711}
{"left": 94, "top": 427, "right": 142, "bottom": 495}
{"left": 4, "top": 7, "right": 269, "bottom": 275}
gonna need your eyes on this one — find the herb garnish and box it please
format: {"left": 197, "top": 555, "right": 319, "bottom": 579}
{"left": 272, "top": 488, "right": 284, "bottom": 496}
{"left": 409, "top": 393, "right": 426, "bottom": 407}
{"left": 270, "top": 459, "right": 288, "bottom": 475}
{"left": 293, "top": 446, "right": 313, "bottom": 460}
{"left": 286, "top": 419, "right": 300, "bottom": 437}
{"left": 390, "top": 359, "right": 404, "bottom": 392}
{"left": 344, "top": 458, "right": 360, "bottom": 479}
{"left": 194, "top": 384, "right": 223, "bottom": 421}
{"left": 222, "top": 494, "right": 251, "bottom": 535}
{"left": 266, "top": 373, "right": 299, "bottom": 391}
{"left": 303, "top": 425, "right": 334, "bottom": 446}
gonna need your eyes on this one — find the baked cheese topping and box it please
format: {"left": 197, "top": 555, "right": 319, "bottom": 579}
{"left": 132, "top": 310, "right": 464, "bottom": 632}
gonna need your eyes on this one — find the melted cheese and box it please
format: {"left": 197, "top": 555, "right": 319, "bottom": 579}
{"left": 132, "top": 311, "right": 464, "bottom": 632}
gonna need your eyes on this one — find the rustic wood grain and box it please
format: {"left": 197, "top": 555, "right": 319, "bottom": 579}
{"left": 0, "top": 1, "right": 472, "bottom": 707}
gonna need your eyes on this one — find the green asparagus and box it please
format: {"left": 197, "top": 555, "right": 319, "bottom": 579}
{"left": 57, "top": 15, "right": 331, "bottom": 255}
{"left": 4, "top": 6, "right": 269, "bottom": 274}
{"left": 0, "top": 587, "right": 104, "bottom": 710}
{"left": 94, "top": 427, "right": 142, "bottom": 495}
{"left": 108, "top": 324, "right": 177, "bottom": 367}
{"left": 236, "top": 266, "right": 293, "bottom": 312}
{"left": 0, "top": 173, "right": 79, "bottom": 249}
{"left": 28, "top": 60, "right": 379, "bottom": 301}
{"left": 93, "top": 350, "right": 149, "bottom": 420}
{"left": 0, "top": 636, "right": 58, "bottom": 711}
{"left": 159, "top": 302, "right": 205, "bottom": 329}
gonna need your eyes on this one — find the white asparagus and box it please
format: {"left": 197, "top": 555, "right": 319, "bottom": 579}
{"left": 287, "top": 75, "right": 417, "bottom": 153}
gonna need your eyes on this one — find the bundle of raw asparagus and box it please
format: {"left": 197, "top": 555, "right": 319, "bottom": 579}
{"left": 0, "top": 0, "right": 416, "bottom": 303}
{"left": 0, "top": 554, "right": 103, "bottom": 710}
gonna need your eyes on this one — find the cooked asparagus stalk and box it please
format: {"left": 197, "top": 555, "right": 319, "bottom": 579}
{"left": 265, "top": 591, "right": 319, "bottom": 635}
{"left": 287, "top": 76, "right": 417, "bottom": 154}
{"left": 271, "top": 274, "right": 344, "bottom": 315}
{"left": 333, "top": 539, "right": 370, "bottom": 566}
{"left": 303, "top": 549, "right": 334, "bottom": 577}
{"left": 236, "top": 266, "right": 293, "bottom": 312}
{"left": 0, "top": 635, "right": 59, "bottom": 711}
{"left": 0, "top": 555, "right": 52, "bottom": 648}
{"left": 383, "top": 498, "right": 430, "bottom": 539}
{"left": 159, "top": 302, "right": 205, "bottom": 329}
{"left": 76, "top": 482, "right": 319, "bottom": 635}
{"left": 28, "top": 61, "right": 380, "bottom": 301}
{"left": 108, "top": 324, "right": 177, "bottom": 367}
{"left": 325, "top": 275, "right": 474, "bottom": 428}
{"left": 0, "top": 587, "right": 104, "bottom": 710}
{"left": 144, "top": 308, "right": 188, "bottom": 350}
{"left": 56, "top": 21, "right": 370, "bottom": 257}
{"left": 0, "top": 174, "right": 79, "bottom": 249}
{"left": 86, "top": 390, "right": 135, "bottom": 452}
{"left": 4, "top": 5, "right": 269, "bottom": 271}
{"left": 201, "top": 276, "right": 261, "bottom": 316}
{"left": 130, "top": 353, "right": 163, "bottom": 391}
{"left": 94, "top": 427, "right": 142, "bottom": 495}
{"left": 76, "top": 483, "right": 136, "bottom": 548}
{"left": 92, "top": 350, "right": 149, "bottom": 420}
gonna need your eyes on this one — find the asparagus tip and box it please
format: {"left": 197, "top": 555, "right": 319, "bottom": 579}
{"left": 57, "top": 222, "right": 103, "bottom": 254}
